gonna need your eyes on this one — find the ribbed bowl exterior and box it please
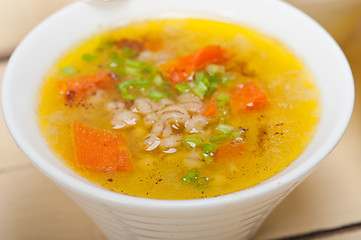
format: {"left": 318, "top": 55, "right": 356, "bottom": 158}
{"left": 63, "top": 179, "right": 300, "bottom": 240}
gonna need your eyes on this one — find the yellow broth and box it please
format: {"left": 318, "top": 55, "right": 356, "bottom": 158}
{"left": 37, "top": 19, "right": 319, "bottom": 199}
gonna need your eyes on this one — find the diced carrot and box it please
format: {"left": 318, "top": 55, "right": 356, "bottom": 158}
{"left": 72, "top": 121, "right": 132, "bottom": 172}
{"left": 160, "top": 45, "right": 230, "bottom": 85}
{"left": 230, "top": 82, "right": 269, "bottom": 112}
{"left": 202, "top": 98, "right": 216, "bottom": 118}
{"left": 58, "top": 72, "right": 116, "bottom": 104}
{"left": 191, "top": 45, "right": 229, "bottom": 69}
{"left": 214, "top": 141, "right": 245, "bottom": 161}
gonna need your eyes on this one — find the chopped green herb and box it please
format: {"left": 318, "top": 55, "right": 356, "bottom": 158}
{"left": 195, "top": 71, "right": 210, "bottom": 86}
{"left": 232, "top": 128, "right": 246, "bottom": 141}
{"left": 208, "top": 82, "right": 219, "bottom": 95}
{"left": 147, "top": 90, "right": 166, "bottom": 100}
{"left": 182, "top": 169, "right": 200, "bottom": 184}
{"left": 121, "top": 93, "right": 136, "bottom": 100}
{"left": 124, "top": 66, "right": 142, "bottom": 76}
{"left": 217, "top": 93, "right": 230, "bottom": 106}
{"left": 175, "top": 82, "right": 191, "bottom": 93}
{"left": 108, "top": 54, "right": 123, "bottom": 67}
{"left": 107, "top": 54, "right": 124, "bottom": 75}
{"left": 125, "top": 59, "right": 142, "bottom": 68}
{"left": 123, "top": 59, "right": 156, "bottom": 76}
{"left": 203, "top": 143, "right": 218, "bottom": 154}
{"left": 209, "top": 73, "right": 220, "bottom": 83}
{"left": 221, "top": 75, "right": 233, "bottom": 84}
{"left": 117, "top": 80, "right": 134, "bottom": 93}
{"left": 123, "top": 59, "right": 143, "bottom": 76}
{"left": 192, "top": 81, "right": 208, "bottom": 99}
{"left": 134, "top": 77, "right": 150, "bottom": 90}
{"left": 60, "top": 66, "right": 76, "bottom": 75}
{"left": 202, "top": 153, "right": 214, "bottom": 163}
{"left": 183, "top": 137, "right": 201, "bottom": 148}
{"left": 216, "top": 124, "right": 234, "bottom": 138}
{"left": 201, "top": 76, "right": 210, "bottom": 87}
{"left": 153, "top": 74, "right": 164, "bottom": 86}
{"left": 142, "top": 64, "right": 157, "bottom": 75}
{"left": 202, "top": 143, "right": 218, "bottom": 163}
{"left": 193, "top": 70, "right": 220, "bottom": 97}
{"left": 210, "top": 137, "right": 226, "bottom": 144}
{"left": 195, "top": 71, "right": 206, "bottom": 84}
{"left": 182, "top": 169, "right": 211, "bottom": 188}
{"left": 82, "top": 53, "right": 95, "bottom": 62}
{"left": 205, "top": 64, "right": 225, "bottom": 76}
{"left": 196, "top": 176, "right": 211, "bottom": 187}
{"left": 216, "top": 124, "right": 234, "bottom": 134}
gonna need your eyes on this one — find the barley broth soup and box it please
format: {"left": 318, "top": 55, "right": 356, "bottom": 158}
{"left": 38, "top": 19, "right": 319, "bottom": 199}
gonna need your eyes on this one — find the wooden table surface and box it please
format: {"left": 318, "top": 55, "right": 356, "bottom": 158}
{"left": 1, "top": 1, "right": 361, "bottom": 239}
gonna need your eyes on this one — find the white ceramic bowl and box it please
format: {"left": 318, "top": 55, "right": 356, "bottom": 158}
{"left": 1, "top": 0, "right": 354, "bottom": 239}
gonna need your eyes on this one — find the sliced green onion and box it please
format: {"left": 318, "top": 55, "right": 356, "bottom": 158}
{"left": 202, "top": 143, "right": 218, "bottom": 164}
{"left": 192, "top": 81, "right": 208, "bottom": 99}
{"left": 175, "top": 82, "right": 191, "bottom": 93}
{"left": 60, "top": 66, "right": 76, "bottom": 75}
{"left": 108, "top": 54, "right": 123, "bottom": 67}
{"left": 125, "top": 59, "right": 143, "bottom": 68}
{"left": 117, "top": 80, "right": 133, "bottom": 92}
{"left": 182, "top": 169, "right": 200, "bottom": 184}
{"left": 147, "top": 90, "right": 166, "bottom": 100}
{"left": 124, "top": 60, "right": 142, "bottom": 75}
{"left": 221, "top": 76, "right": 234, "bottom": 84}
{"left": 209, "top": 74, "right": 220, "bottom": 83}
{"left": 208, "top": 82, "right": 219, "bottom": 94}
{"left": 142, "top": 64, "right": 157, "bottom": 75}
{"left": 196, "top": 176, "right": 211, "bottom": 187}
{"left": 216, "top": 124, "right": 234, "bottom": 138}
{"left": 121, "top": 93, "right": 136, "bottom": 100}
{"left": 217, "top": 93, "right": 230, "bottom": 106}
{"left": 183, "top": 137, "right": 201, "bottom": 148}
{"left": 203, "top": 143, "right": 218, "bottom": 154}
{"left": 182, "top": 169, "right": 211, "bottom": 188}
{"left": 201, "top": 76, "right": 210, "bottom": 87}
{"left": 216, "top": 124, "right": 234, "bottom": 133}
{"left": 124, "top": 66, "right": 142, "bottom": 76}
{"left": 124, "top": 59, "right": 156, "bottom": 76}
{"left": 195, "top": 71, "right": 210, "bottom": 86}
{"left": 107, "top": 54, "right": 124, "bottom": 75}
{"left": 195, "top": 71, "right": 206, "bottom": 84}
{"left": 232, "top": 128, "right": 246, "bottom": 141}
{"left": 205, "top": 64, "right": 225, "bottom": 76}
{"left": 82, "top": 53, "right": 95, "bottom": 62}
{"left": 202, "top": 153, "right": 214, "bottom": 163}
{"left": 134, "top": 77, "right": 150, "bottom": 90}
{"left": 209, "top": 137, "right": 225, "bottom": 144}
{"left": 217, "top": 93, "right": 230, "bottom": 102}
{"left": 153, "top": 74, "right": 164, "bottom": 86}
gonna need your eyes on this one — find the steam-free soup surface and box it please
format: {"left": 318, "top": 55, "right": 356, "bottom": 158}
{"left": 38, "top": 19, "right": 319, "bottom": 199}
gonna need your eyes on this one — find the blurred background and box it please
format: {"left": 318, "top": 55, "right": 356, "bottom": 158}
{"left": 285, "top": 0, "right": 361, "bottom": 43}
{"left": 0, "top": 0, "right": 361, "bottom": 239}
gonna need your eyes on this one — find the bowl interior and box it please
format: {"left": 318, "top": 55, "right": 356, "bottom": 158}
{"left": 1, "top": 0, "right": 354, "bottom": 207}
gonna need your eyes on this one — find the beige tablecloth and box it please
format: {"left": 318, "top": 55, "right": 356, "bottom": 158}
{"left": 1, "top": 1, "right": 361, "bottom": 239}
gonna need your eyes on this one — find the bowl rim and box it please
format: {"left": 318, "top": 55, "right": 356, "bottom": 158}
{"left": 1, "top": 0, "right": 354, "bottom": 210}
